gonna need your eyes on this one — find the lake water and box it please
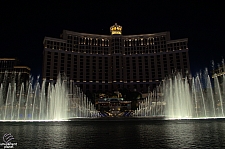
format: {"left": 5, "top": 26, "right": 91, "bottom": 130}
{"left": 0, "top": 119, "right": 225, "bottom": 148}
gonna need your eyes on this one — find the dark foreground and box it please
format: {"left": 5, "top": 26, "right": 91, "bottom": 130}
{"left": 0, "top": 119, "right": 225, "bottom": 148}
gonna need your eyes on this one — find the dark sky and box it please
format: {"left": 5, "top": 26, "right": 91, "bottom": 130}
{"left": 1, "top": 1, "right": 225, "bottom": 77}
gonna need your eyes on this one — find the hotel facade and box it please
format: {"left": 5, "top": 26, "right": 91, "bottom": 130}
{"left": 0, "top": 58, "right": 31, "bottom": 98}
{"left": 0, "top": 58, "right": 31, "bottom": 83}
{"left": 42, "top": 23, "right": 190, "bottom": 93}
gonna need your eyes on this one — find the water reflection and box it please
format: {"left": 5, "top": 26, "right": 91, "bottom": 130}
{"left": 0, "top": 120, "right": 225, "bottom": 148}
{"left": 137, "top": 120, "right": 225, "bottom": 148}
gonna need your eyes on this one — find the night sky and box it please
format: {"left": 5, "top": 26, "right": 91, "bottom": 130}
{"left": 1, "top": 1, "right": 225, "bottom": 77}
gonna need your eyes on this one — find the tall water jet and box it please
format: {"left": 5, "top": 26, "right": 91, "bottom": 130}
{"left": 204, "top": 69, "right": 216, "bottom": 117}
{"left": 195, "top": 74, "right": 207, "bottom": 117}
{"left": 24, "top": 82, "right": 33, "bottom": 120}
{"left": 48, "top": 75, "right": 69, "bottom": 120}
{"left": 214, "top": 76, "right": 224, "bottom": 117}
{"left": 164, "top": 73, "right": 193, "bottom": 119}
{"left": 17, "top": 83, "right": 24, "bottom": 120}
{"left": 192, "top": 78, "right": 198, "bottom": 117}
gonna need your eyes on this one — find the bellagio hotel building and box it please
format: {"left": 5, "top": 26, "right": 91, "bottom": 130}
{"left": 42, "top": 23, "right": 190, "bottom": 93}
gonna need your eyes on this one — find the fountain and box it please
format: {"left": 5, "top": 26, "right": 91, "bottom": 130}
{"left": 0, "top": 73, "right": 100, "bottom": 121}
{"left": 2, "top": 64, "right": 225, "bottom": 121}
{"left": 134, "top": 68, "right": 225, "bottom": 119}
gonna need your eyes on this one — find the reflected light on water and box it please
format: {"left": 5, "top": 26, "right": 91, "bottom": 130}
{"left": 1, "top": 120, "right": 225, "bottom": 148}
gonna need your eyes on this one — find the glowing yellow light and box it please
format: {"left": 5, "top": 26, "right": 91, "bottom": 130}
{"left": 110, "top": 23, "right": 122, "bottom": 35}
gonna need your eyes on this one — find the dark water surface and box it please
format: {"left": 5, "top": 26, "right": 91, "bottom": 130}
{"left": 0, "top": 119, "right": 225, "bottom": 148}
